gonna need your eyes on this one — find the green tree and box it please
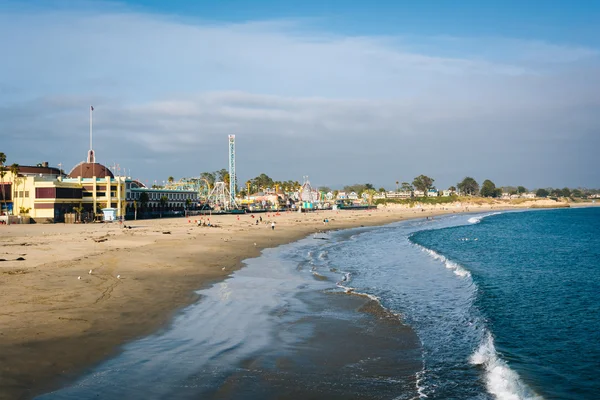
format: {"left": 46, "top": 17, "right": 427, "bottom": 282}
{"left": 480, "top": 179, "right": 498, "bottom": 197}
{"left": 401, "top": 182, "right": 413, "bottom": 192}
{"left": 159, "top": 195, "right": 168, "bottom": 217}
{"left": 139, "top": 192, "right": 149, "bottom": 210}
{"left": 517, "top": 186, "right": 527, "bottom": 194}
{"left": 457, "top": 177, "right": 479, "bottom": 196}
{"left": 395, "top": 181, "right": 399, "bottom": 192}
{"left": 10, "top": 163, "right": 19, "bottom": 213}
{"left": 561, "top": 187, "right": 571, "bottom": 197}
{"left": 200, "top": 172, "right": 216, "bottom": 188}
{"left": 448, "top": 186, "right": 457, "bottom": 193}
{"left": 571, "top": 189, "right": 583, "bottom": 198}
{"left": 318, "top": 186, "right": 332, "bottom": 193}
{"left": 365, "top": 183, "right": 374, "bottom": 190}
{"left": 216, "top": 168, "right": 228, "bottom": 182}
{"left": 168, "top": 176, "right": 174, "bottom": 184}
{"left": 378, "top": 187, "right": 386, "bottom": 193}
{"left": 412, "top": 175, "right": 434, "bottom": 194}
{"left": 0, "top": 152, "right": 6, "bottom": 214}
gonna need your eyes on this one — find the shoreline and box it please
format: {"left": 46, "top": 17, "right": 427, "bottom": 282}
{"left": 0, "top": 201, "right": 591, "bottom": 399}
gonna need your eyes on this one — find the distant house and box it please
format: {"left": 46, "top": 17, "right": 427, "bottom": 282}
{"left": 501, "top": 192, "right": 511, "bottom": 199}
{"left": 337, "top": 191, "right": 347, "bottom": 200}
{"left": 373, "top": 192, "right": 386, "bottom": 200}
{"left": 325, "top": 191, "right": 335, "bottom": 200}
{"left": 521, "top": 192, "right": 536, "bottom": 199}
{"left": 427, "top": 189, "right": 438, "bottom": 197}
{"left": 442, "top": 190, "right": 454, "bottom": 197}
{"left": 413, "top": 190, "right": 425, "bottom": 197}
{"left": 348, "top": 192, "right": 358, "bottom": 200}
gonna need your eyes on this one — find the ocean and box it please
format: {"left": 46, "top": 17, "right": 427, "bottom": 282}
{"left": 37, "top": 207, "right": 600, "bottom": 399}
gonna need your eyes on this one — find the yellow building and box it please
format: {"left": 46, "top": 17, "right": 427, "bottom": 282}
{"left": 3, "top": 149, "right": 126, "bottom": 223}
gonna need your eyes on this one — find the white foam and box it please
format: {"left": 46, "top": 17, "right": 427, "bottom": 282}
{"left": 415, "top": 368, "right": 429, "bottom": 398}
{"left": 420, "top": 246, "right": 472, "bottom": 278}
{"left": 468, "top": 212, "right": 503, "bottom": 224}
{"left": 470, "top": 332, "right": 542, "bottom": 400}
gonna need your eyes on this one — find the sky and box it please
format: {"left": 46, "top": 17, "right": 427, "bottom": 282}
{"left": 1, "top": 0, "right": 599, "bottom": 190}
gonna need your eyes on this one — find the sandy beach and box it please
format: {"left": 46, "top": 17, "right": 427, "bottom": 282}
{"left": 0, "top": 199, "right": 583, "bottom": 399}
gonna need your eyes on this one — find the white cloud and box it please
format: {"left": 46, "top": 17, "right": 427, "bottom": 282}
{"left": 0, "top": 3, "right": 598, "bottom": 188}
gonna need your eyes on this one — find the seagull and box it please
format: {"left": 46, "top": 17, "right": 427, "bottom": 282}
{"left": 117, "top": 274, "right": 121, "bottom": 279}
{"left": 254, "top": 243, "right": 257, "bottom": 246}
{"left": 89, "top": 269, "right": 93, "bottom": 274}
{"left": 221, "top": 267, "right": 226, "bottom": 271}
{"left": 77, "top": 276, "right": 81, "bottom": 280}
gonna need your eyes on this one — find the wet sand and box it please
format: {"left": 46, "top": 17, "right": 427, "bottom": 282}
{"left": 0, "top": 200, "right": 574, "bottom": 399}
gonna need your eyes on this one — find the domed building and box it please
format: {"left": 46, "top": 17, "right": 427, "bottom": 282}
{"left": 67, "top": 150, "right": 114, "bottom": 179}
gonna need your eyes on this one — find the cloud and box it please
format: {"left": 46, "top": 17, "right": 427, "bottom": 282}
{"left": 0, "top": 2, "right": 599, "bottom": 188}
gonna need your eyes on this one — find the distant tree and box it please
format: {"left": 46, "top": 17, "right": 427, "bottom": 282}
{"left": 200, "top": 172, "right": 216, "bottom": 188}
{"left": 343, "top": 184, "right": 367, "bottom": 195}
{"left": 480, "top": 179, "right": 498, "bottom": 197}
{"left": 159, "top": 196, "right": 168, "bottom": 217}
{"left": 412, "top": 175, "right": 434, "bottom": 194}
{"left": 571, "top": 189, "right": 583, "bottom": 198}
{"left": 10, "top": 163, "right": 20, "bottom": 211}
{"left": 168, "top": 176, "right": 174, "bottom": 184}
{"left": 365, "top": 183, "right": 374, "bottom": 190}
{"left": 139, "top": 192, "right": 149, "bottom": 210}
{"left": 448, "top": 186, "right": 457, "bottom": 192}
{"left": 318, "top": 186, "right": 332, "bottom": 193}
{"left": 401, "top": 182, "right": 413, "bottom": 192}
{"left": 561, "top": 187, "right": 571, "bottom": 197}
{"left": 251, "top": 173, "right": 274, "bottom": 189}
{"left": 333, "top": 190, "right": 339, "bottom": 197}
{"left": 457, "top": 177, "right": 479, "bottom": 196}
{"left": 378, "top": 187, "right": 386, "bottom": 193}
{"left": 216, "top": 168, "right": 228, "bottom": 182}
{"left": 395, "top": 181, "right": 399, "bottom": 192}
{"left": 517, "top": 186, "right": 527, "bottom": 194}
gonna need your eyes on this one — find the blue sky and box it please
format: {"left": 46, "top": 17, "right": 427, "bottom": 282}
{"left": 1, "top": 0, "right": 599, "bottom": 188}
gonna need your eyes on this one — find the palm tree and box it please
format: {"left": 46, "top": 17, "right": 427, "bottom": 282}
{"left": 395, "top": 181, "right": 399, "bottom": 192}
{"left": 10, "top": 163, "right": 19, "bottom": 214}
{"left": 159, "top": 195, "right": 168, "bottom": 217}
{"left": 0, "top": 152, "right": 6, "bottom": 214}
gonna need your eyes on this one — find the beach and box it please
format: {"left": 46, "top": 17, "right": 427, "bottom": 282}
{"left": 0, "top": 200, "right": 580, "bottom": 399}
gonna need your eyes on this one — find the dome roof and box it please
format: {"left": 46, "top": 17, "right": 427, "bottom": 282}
{"left": 68, "top": 162, "right": 114, "bottom": 179}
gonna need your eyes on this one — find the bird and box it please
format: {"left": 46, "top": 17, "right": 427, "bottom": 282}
{"left": 221, "top": 267, "right": 226, "bottom": 271}
{"left": 117, "top": 275, "right": 121, "bottom": 279}
{"left": 89, "top": 269, "right": 93, "bottom": 274}
{"left": 254, "top": 242, "right": 257, "bottom": 246}
{"left": 77, "top": 276, "right": 81, "bottom": 280}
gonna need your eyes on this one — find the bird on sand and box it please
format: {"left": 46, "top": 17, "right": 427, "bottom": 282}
{"left": 89, "top": 269, "right": 93, "bottom": 274}
{"left": 77, "top": 276, "right": 81, "bottom": 280}
{"left": 117, "top": 274, "right": 121, "bottom": 279}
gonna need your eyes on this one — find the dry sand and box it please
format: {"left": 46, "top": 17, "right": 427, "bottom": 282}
{"left": 0, "top": 199, "right": 582, "bottom": 399}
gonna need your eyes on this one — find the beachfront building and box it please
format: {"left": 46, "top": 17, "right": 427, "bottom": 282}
{"left": 336, "top": 191, "right": 348, "bottom": 200}
{"left": 413, "top": 190, "right": 425, "bottom": 197}
{"left": 427, "top": 189, "right": 439, "bottom": 197}
{"left": 442, "top": 190, "right": 455, "bottom": 197}
{"left": 348, "top": 192, "right": 358, "bottom": 200}
{"left": 125, "top": 180, "right": 199, "bottom": 212}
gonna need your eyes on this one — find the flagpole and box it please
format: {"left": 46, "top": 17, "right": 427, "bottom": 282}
{"left": 89, "top": 106, "right": 93, "bottom": 152}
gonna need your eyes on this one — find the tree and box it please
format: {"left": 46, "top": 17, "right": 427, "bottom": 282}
{"left": 139, "top": 192, "right": 149, "bottom": 210}
{"left": 365, "top": 183, "right": 374, "bottom": 190}
{"left": 561, "top": 187, "right": 571, "bottom": 197}
{"left": 517, "top": 186, "right": 527, "bottom": 194}
{"left": 10, "top": 163, "right": 19, "bottom": 213}
{"left": 159, "top": 196, "right": 168, "bottom": 217}
{"left": 395, "top": 181, "right": 399, "bottom": 192}
{"left": 571, "top": 189, "right": 583, "bottom": 198}
{"left": 168, "top": 176, "right": 174, "bottom": 184}
{"left": 378, "top": 187, "right": 386, "bottom": 193}
{"left": 481, "top": 179, "right": 499, "bottom": 198}
{"left": 401, "top": 182, "right": 413, "bottom": 192}
{"left": 216, "top": 168, "right": 228, "bottom": 182}
{"left": 318, "top": 186, "right": 332, "bottom": 193}
{"left": 200, "top": 172, "right": 216, "bottom": 188}
{"left": 0, "top": 152, "right": 6, "bottom": 214}
{"left": 535, "top": 188, "right": 549, "bottom": 198}
{"left": 457, "top": 177, "right": 479, "bottom": 196}
{"left": 448, "top": 186, "right": 457, "bottom": 192}
{"left": 412, "top": 175, "right": 434, "bottom": 194}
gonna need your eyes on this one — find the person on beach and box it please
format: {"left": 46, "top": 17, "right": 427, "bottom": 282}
{"left": 271, "top": 221, "right": 275, "bottom": 230}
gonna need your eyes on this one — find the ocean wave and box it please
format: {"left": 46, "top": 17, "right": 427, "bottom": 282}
{"left": 468, "top": 212, "right": 503, "bottom": 224}
{"left": 470, "top": 332, "right": 542, "bottom": 400}
{"left": 417, "top": 245, "right": 472, "bottom": 279}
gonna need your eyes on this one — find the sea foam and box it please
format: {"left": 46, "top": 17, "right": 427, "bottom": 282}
{"left": 417, "top": 245, "right": 472, "bottom": 278}
{"left": 470, "top": 333, "right": 542, "bottom": 400}
{"left": 468, "top": 212, "right": 503, "bottom": 224}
